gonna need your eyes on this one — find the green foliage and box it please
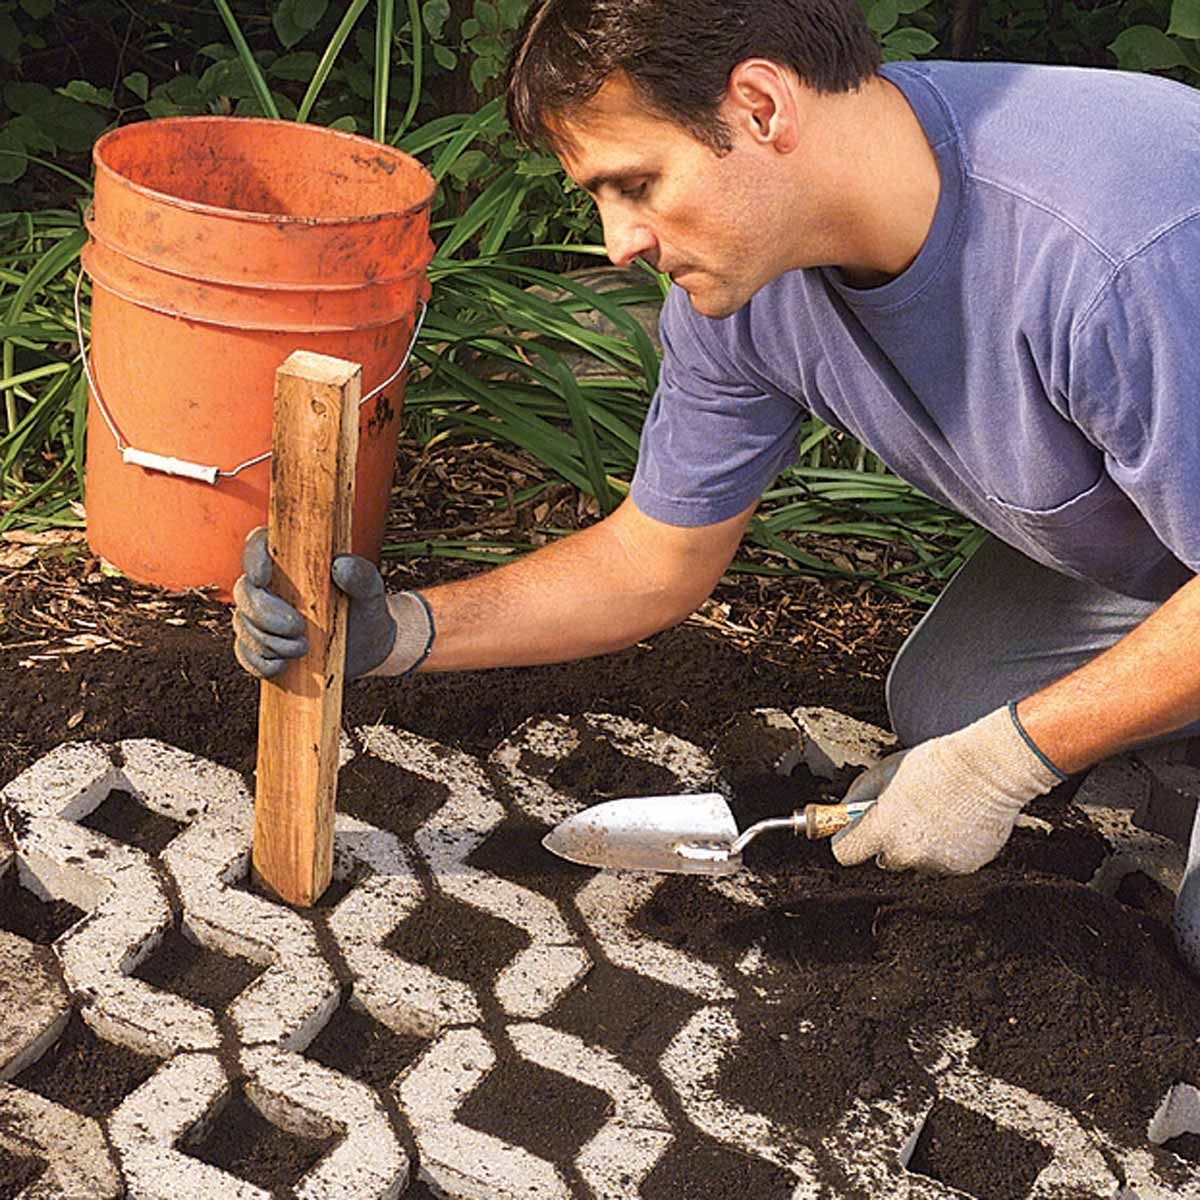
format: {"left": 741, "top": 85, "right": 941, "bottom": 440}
{"left": 862, "top": 0, "right": 941, "bottom": 61}
{"left": 1, "top": 0, "right": 1198, "bottom": 595}
{"left": 1109, "top": 1, "right": 1200, "bottom": 81}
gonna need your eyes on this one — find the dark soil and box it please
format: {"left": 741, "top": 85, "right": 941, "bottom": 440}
{"left": 3, "top": 506, "right": 1198, "bottom": 1196}
{"left": 181, "top": 1083, "right": 336, "bottom": 1195}
{"left": 11, "top": 1011, "right": 160, "bottom": 1120}
{"left": 639, "top": 1131, "right": 799, "bottom": 1199}
{"left": 79, "top": 788, "right": 185, "bottom": 855}
{"left": 0, "top": 1144, "right": 45, "bottom": 1200}
{"left": 131, "top": 927, "right": 267, "bottom": 1010}
{"left": 303, "top": 1000, "right": 429, "bottom": 1091}
{"left": 457, "top": 1052, "right": 613, "bottom": 1166}
{"left": 908, "top": 1099, "right": 1052, "bottom": 1198}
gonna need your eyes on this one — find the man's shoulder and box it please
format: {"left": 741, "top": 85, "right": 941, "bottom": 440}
{"left": 894, "top": 60, "right": 1200, "bottom": 263}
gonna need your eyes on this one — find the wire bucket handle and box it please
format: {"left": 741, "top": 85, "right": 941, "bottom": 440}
{"left": 73, "top": 272, "right": 428, "bottom": 485}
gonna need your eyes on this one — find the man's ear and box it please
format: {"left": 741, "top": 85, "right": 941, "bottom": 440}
{"left": 724, "top": 59, "right": 801, "bottom": 152}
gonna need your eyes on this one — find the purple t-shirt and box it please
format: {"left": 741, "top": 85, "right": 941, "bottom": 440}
{"left": 630, "top": 60, "right": 1200, "bottom": 601}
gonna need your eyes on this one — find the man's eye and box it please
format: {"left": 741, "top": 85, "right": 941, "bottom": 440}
{"left": 620, "top": 182, "right": 647, "bottom": 200}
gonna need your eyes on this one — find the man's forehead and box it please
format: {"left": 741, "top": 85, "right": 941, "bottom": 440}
{"left": 552, "top": 77, "right": 680, "bottom": 187}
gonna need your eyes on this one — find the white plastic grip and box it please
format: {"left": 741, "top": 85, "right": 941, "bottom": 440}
{"left": 121, "top": 447, "right": 220, "bottom": 485}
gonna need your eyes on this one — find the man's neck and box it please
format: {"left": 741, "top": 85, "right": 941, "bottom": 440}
{"left": 818, "top": 75, "right": 941, "bottom": 287}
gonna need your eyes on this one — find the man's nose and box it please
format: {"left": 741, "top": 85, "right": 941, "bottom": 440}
{"left": 603, "top": 213, "right": 655, "bottom": 268}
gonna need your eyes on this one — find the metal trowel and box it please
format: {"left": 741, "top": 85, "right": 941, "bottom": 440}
{"left": 542, "top": 791, "right": 876, "bottom": 876}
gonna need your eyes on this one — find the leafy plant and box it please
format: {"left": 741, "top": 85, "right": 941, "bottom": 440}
{"left": 1109, "top": 0, "right": 1200, "bottom": 82}
{"left": 2, "top": 0, "right": 1197, "bottom": 600}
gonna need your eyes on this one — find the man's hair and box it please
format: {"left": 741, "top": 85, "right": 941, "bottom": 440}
{"left": 506, "top": 0, "right": 881, "bottom": 154}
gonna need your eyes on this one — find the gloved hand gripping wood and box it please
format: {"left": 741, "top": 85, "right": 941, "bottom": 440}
{"left": 832, "top": 705, "right": 1066, "bottom": 873}
{"left": 233, "top": 527, "right": 434, "bottom": 680}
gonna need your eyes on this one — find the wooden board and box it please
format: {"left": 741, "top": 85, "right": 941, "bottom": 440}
{"left": 252, "top": 351, "right": 361, "bottom": 907}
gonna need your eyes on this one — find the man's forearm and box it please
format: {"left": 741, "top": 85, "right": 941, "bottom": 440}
{"left": 1017, "top": 571, "right": 1200, "bottom": 773}
{"left": 374, "top": 498, "right": 752, "bottom": 674}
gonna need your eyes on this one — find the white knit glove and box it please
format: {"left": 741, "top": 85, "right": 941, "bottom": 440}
{"left": 831, "top": 705, "right": 1065, "bottom": 874}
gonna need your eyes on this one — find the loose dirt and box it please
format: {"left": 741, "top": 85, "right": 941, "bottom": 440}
{"left": 2, "top": 548, "right": 1196, "bottom": 1196}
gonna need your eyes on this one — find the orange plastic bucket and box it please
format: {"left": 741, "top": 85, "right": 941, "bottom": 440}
{"left": 81, "top": 117, "right": 435, "bottom": 598}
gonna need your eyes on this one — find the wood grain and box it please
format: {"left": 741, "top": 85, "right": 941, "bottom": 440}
{"left": 252, "top": 351, "right": 360, "bottom": 906}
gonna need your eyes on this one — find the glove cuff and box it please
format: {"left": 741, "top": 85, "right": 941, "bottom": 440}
{"left": 959, "top": 704, "right": 1066, "bottom": 812}
{"left": 363, "top": 591, "right": 435, "bottom": 678}
{"left": 1006, "top": 700, "right": 1069, "bottom": 783}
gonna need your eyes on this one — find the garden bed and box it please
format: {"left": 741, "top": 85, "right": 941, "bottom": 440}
{"left": 0, "top": 551, "right": 1197, "bottom": 1198}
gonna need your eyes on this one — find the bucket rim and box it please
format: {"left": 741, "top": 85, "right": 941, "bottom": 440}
{"left": 92, "top": 116, "right": 437, "bottom": 228}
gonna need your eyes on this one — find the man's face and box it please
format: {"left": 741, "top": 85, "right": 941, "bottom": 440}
{"left": 556, "top": 75, "right": 796, "bottom": 319}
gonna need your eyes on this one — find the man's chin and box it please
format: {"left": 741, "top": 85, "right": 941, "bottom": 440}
{"left": 676, "top": 276, "right": 753, "bottom": 319}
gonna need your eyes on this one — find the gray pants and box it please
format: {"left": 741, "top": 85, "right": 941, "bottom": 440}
{"left": 885, "top": 536, "right": 1200, "bottom": 970}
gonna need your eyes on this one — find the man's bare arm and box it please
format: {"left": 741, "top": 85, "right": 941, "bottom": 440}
{"left": 375, "top": 495, "right": 756, "bottom": 674}
{"left": 833, "top": 569, "right": 1200, "bottom": 877}
{"left": 1017, "top": 571, "right": 1200, "bottom": 773}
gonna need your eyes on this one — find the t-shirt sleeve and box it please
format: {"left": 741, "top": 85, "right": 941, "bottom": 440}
{"left": 1069, "top": 216, "right": 1200, "bottom": 573}
{"left": 630, "top": 288, "right": 807, "bottom": 527}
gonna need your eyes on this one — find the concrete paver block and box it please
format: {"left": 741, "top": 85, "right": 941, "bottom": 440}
{"left": 396, "top": 1027, "right": 570, "bottom": 1200}
{"left": 0, "top": 933, "right": 69, "bottom": 1082}
{"left": 790, "top": 707, "right": 898, "bottom": 784}
{"left": 0, "top": 1083, "right": 121, "bottom": 1199}
{"left": 1149, "top": 1082, "right": 1200, "bottom": 1146}
{"left": 162, "top": 831, "right": 339, "bottom": 1051}
{"left": 489, "top": 712, "right": 717, "bottom": 827}
{"left": 1131, "top": 747, "right": 1200, "bottom": 846}
{"left": 576, "top": 873, "right": 735, "bottom": 1001}
{"left": 242, "top": 1045, "right": 408, "bottom": 1200}
{"left": 1, "top": 742, "right": 118, "bottom": 823}
{"left": 659, "top": 1005, "right": 820, "bottom": 1191}
{"left": 1076, "top": 758, "right": 1186, "bottom": 897}
{"left": 508, "top": 1023, "right": 673, "bottom": 1197}
{"left": 911, "top": 1024, "right": 1200, "bottom": 1198}
{"left": 375, "top": 728, "right": 591, "bottom": 1020}
{"left": 329, "top": 872, "right": 478, "bottom": 1038}
{"left": 108, "top": 1053, "right": 269, "bottom": 1199}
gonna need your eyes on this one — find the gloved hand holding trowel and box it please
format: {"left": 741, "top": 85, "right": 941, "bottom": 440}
{"left": 541, "top": 704, "right": 1066, "bottom": 877}
{"left": 830, "top": 705, "right": 1066, "bottom": 874}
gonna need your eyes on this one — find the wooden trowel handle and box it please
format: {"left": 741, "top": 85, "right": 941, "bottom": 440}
{"left": 802, "top": 800, "right": 875, "bottom": 840}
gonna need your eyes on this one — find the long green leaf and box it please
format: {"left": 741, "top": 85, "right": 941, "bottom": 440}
{"left": 538, "top": 348, "right": 615, "bottom": 512}
{"left": 212, "top": 0, "right": 280, "bottom": 119}
{"left": 297, "top": 0, "right": 372, "bottom": 122}
{"left": 396, "top": 0, "right": 424, "bottom": 140}
{"left": 374, "top": 0, "right": 394, "bottom": 142}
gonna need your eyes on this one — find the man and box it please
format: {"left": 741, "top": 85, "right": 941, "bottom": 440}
{"left": 234, "top": 1, "right": 1200, "bottom": 970}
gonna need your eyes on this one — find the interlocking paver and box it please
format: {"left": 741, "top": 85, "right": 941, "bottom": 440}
{"left": 791, "top": 706, "right": 899, "bottom": 783}
{"left": 911, "top": 1024, "right": 1200, "bottom": 1198}
{"left": 164, "top": 828, "right": 339, "bottom": 1050}
{"left": 659, "top": 1005, "right": 821, "bottom": 1191}
{"left": 508, "top": 1023, "right": 673, "bottom": 1197}
{"left": 242, "top": 1044, "right": 408, "bottom": 1200}
{"left": 1076, "top": 757, "right": 1186, "bottom": 896}
{"left": 373, "top": 726, "right": 590, "bottom": 1018}
{"left": 108, "top": 1053, "right": 267, "bottom": 1199}
{"left": 397, "top": 1026, "right": 571, "bottom": 1199}
{"left": 0, "top": 933, "right": 68, "bottom": 1081}
{"left": 1, "top": 720, "right": 1197, "bottom": 1199}
{"left": 0, "top": 1083, "right": 121, "bottom": 1199}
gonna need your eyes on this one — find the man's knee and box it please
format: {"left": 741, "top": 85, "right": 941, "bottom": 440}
{"left": 1174, "top": 884, "right": 1200, "bottom": 977}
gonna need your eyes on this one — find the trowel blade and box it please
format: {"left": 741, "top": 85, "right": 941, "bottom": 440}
{"left": 542, "top": 792, "right": 743, "bottom": 876}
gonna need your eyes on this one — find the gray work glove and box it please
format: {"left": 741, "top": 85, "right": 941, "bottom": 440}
{"left": 831, "top": 705, "right": 1064, "bottom": 874}
{"left": 232, "top": 527, "right": 433, "bottom": 681}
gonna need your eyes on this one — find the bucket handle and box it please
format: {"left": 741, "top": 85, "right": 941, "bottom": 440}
{"left": 73, "top": 272, "right": 427, "bottom": 484}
